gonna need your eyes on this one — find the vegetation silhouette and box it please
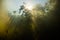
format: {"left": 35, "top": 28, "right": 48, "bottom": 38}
{"left": 0, "top": 0, "right": 60, "bottom": 40}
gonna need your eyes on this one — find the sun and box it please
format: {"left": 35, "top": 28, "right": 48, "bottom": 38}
{"left": 25, "top": 3, "right": 33, "bottom": 10}
{"left": 25, "top": 5, "right": 33, "bottom": 10}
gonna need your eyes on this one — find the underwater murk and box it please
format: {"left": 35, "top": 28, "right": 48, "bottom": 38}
{"left": 0, "top": 0, "right": 60, "bottom": 40}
